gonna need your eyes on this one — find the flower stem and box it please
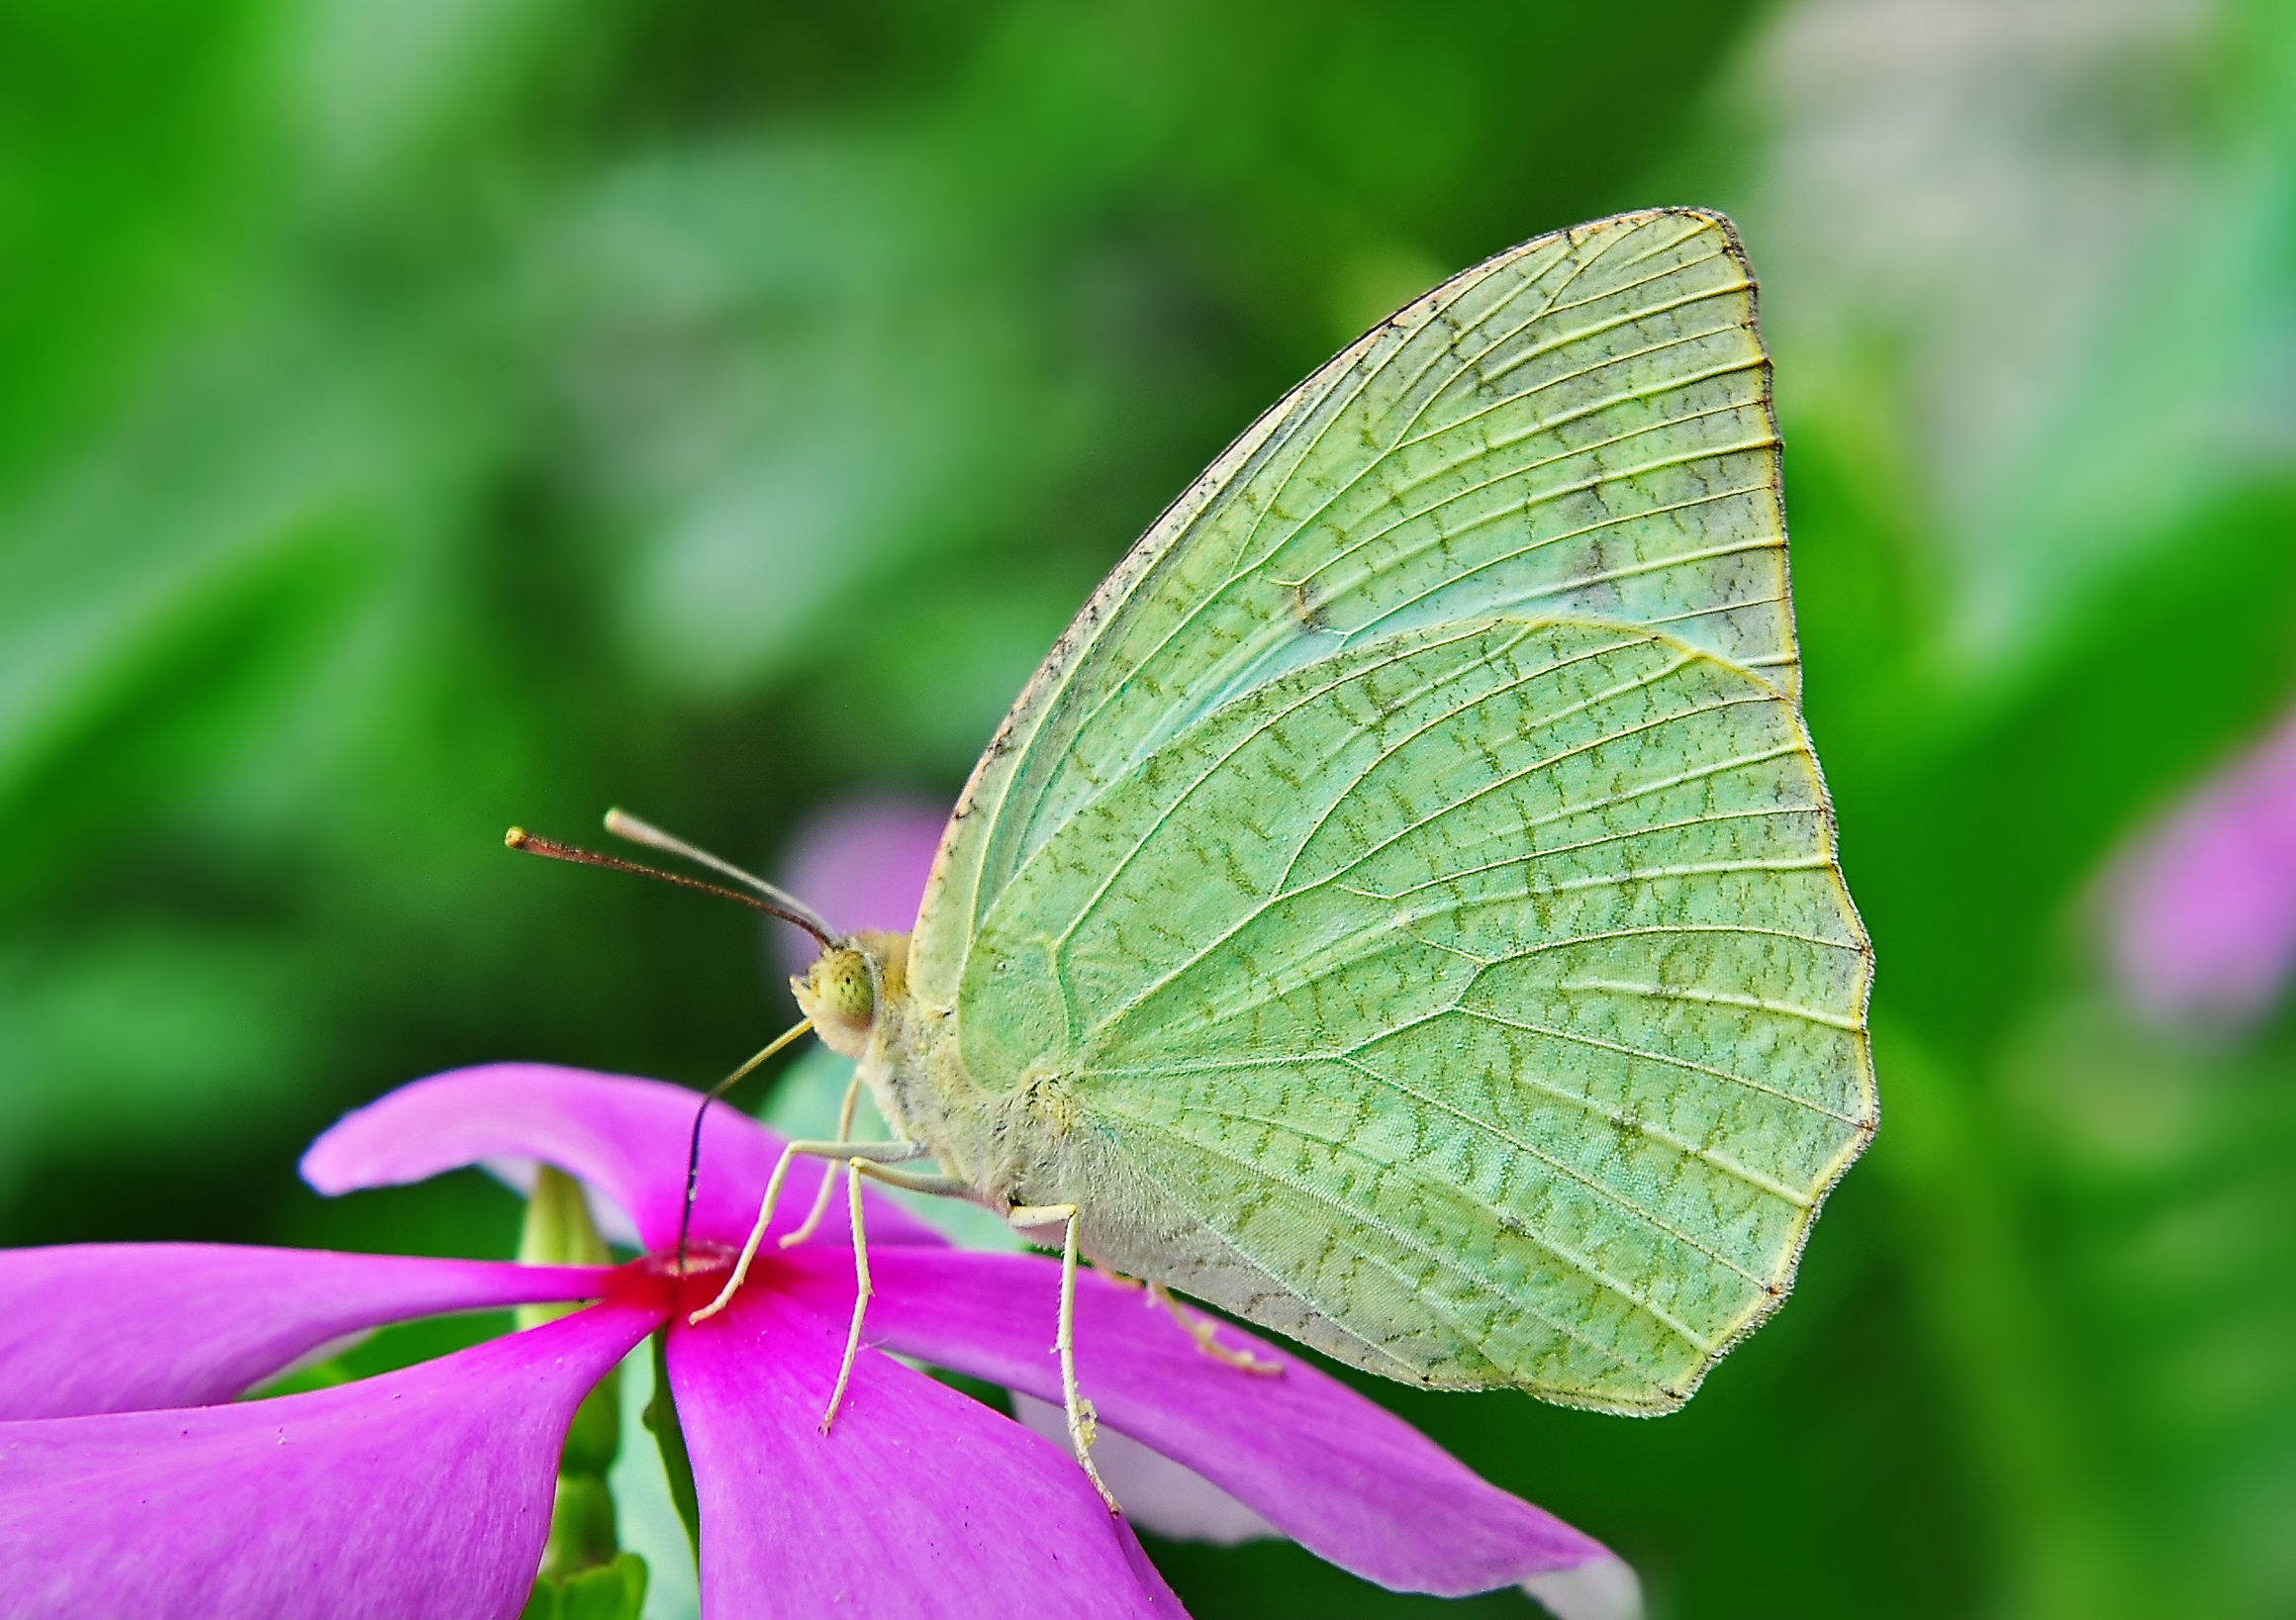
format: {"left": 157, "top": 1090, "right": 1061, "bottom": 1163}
{"left": 517, "top": 1167, "right": 649, "bottom": 1619}
{"left": 642, "top": 1327, "right": 703, "bottom": 1564}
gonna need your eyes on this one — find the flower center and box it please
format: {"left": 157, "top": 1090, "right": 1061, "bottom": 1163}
{"left": 614, "top": 1242, "right": 782, "bottom": 1322}
{"left": 648, "top": 1242, "right": 738, "bottom": 1281}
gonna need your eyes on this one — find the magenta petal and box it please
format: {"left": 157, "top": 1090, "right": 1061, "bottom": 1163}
{"left": 792, "top": 1248, "right": 1613, "bottom": 1596}
{"left": 301, "top": 1064, "right": 944, "bottom": 1252}
{"left": 0, "top": 1297, "right": 657, "bottom": 1620}
{"left": 0, "top": 1243, "right": 612, "bottom": 1419}
{"left": 665, "top": 1286, "right": 1185, "bottom": 1619}
{"left": 1011, "top": 1392, "right": 1276, "bottom": 1545}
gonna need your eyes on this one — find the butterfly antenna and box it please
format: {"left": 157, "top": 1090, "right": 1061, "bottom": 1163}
{"left": 676, "top": 1017, "right": 814, "bottom": 1271}
{"left": 606, "top": 809, "right": 843, "bottom": 948}
{"left": 504, "top": 827, "right": 839, "bottom": 949}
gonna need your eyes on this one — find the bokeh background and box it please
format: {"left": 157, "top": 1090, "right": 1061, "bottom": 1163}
{"left": 8, "top": 0, "right": 2296, "bottom": 1614}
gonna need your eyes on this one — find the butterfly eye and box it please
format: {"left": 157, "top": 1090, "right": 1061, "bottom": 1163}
{"left": 803, "top": 946, "right": 876, "bottom": 1033}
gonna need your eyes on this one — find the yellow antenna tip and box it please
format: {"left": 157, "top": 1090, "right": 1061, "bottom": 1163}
{"left": 505, "top": 826, "right": 529, "bottom": 849}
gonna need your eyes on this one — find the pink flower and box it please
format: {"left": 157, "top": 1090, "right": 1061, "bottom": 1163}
{"left": 2109, "top": 702, "right": 2296, "bottom": 1028}
{"left": 0, "top": 1065, "right": 1625, "bottom": 1617}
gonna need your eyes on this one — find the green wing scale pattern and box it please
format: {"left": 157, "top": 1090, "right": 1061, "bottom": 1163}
{"left": 909, "top": 208, "right": 1873, "bottom": 1411}
{"left": 915, "top": 208, "right": 1799, "bottom": 1000}
{"left": 962, "top": 620, "right": 1868, "bottom": 1408}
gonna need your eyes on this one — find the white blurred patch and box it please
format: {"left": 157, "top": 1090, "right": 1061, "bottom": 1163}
{"left": 1009, "top": 1392, "right": 1278, "bottom": 1545}
{"left": 1734, "top": 0, "right": 2296, "bottom": 673}
{"left": 1522, "top": 1555, "right": 1645, "bottom": 1620}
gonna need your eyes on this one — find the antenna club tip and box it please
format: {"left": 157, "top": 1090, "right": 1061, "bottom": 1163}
{"left": 505, "top": 826, "right": 529, "bottom": 849}
{"left": 603, "top": 807, "right": 650, "bottom": 839}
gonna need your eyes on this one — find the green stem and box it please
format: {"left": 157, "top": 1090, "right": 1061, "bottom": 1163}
{"left": 643, "top": 1327, "right": 703, "bottom": 1564}
{"left": 516, "top": 1167, "right": 650, "bottom": 1620}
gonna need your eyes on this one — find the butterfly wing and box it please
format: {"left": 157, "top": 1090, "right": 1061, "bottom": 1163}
{"left": 909, "top": 210, "right": 1871, "bottom": 1410}
{"left": 913, "top": 208, "right": 1798, "bottom": 1008}
{"left": 960, "top": 619, "right": 1869, "bottom": 1409}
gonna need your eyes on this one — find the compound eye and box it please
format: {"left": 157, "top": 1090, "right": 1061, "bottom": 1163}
{"left": 811, "top": 948, "right": 875, "bottom": 1030}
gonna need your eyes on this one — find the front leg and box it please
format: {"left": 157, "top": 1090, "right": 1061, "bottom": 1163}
{"left": 810, "top": 1158, "right": 986, "bottom": 1432}
{"left": 689, "top": 1137, "right": 930, "bottom": 1325}
{"left": 779, "top": 1071, "right": 866, "bottom": 1248}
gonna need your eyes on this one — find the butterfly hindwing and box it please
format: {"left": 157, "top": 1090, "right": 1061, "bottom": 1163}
{"left": 960, "top": 618, "right": 1870, "bottom": 1408}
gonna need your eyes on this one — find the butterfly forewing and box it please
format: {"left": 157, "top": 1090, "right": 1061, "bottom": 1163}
{"left": 959, "top": 619, "right": 1869, "bottom": 1408}
{"left": 914, "top": 209, "right": 1795, "bottom": 1010}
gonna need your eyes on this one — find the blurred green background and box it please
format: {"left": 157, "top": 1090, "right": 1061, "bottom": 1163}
{"left": 7, "top": 0, "right": 2296, "bottom": 1614}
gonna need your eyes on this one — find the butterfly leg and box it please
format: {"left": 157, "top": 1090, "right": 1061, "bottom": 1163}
{"left": 1148, "top": 1282, "right": 1282, "bottom": 1376}
{"left": 1007, "top": 1202, "right": 1120, "bottom": 1514}
{"left": 1078, "top": 1244, "right": 1145, "bottom": 1289}
{"left": 818, "top": 1162, "right": 870, "bottom": 1432}
{"left": 690, "top": 1137, "right": 928, "bottom": 1325}
{"left": 780, "top": 1071, "right": 865, "bottom": 1249}
{"left": 812, "top": 1159, "right": 972, "bottom": 1434}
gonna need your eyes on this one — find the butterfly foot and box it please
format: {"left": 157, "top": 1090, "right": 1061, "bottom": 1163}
{"left": 1067, "top": 1397, "right": 1121, "bottom": 1515}
{"left": 688, "top": 1273, "right": 742, "bottom": 1326}
{"left": 1151, "top": 1282, "right": 1282, "bottom": 1376}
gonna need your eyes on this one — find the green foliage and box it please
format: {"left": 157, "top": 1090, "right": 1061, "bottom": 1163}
{"left": 523, "top": 1553, "right": 648, "bottom": 1620}
{"left": 8, "top": 0, "right": 2296, "bottom": 1616}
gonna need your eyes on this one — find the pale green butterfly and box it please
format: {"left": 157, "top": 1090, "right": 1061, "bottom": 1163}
{"left": 520, "top": 206, "right": 1874, "bottom": 1505}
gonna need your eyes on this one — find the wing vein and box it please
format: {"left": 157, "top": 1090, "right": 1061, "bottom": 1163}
{"left": 1097, "top": 1098, "right": 1703, "bottom": 1366}
{"left": 1345, "top": 761, "right": 1818, "bottom": 901}
{"left": 1291, "top": 342, "right": 1767, "bottom": 587}
{"left": 1269, "top": 641, "right": 1705, "bottom": 896}
{"left": 1386, "top": 317, "right": 1760, "bottom": 458}
{"left": 1300, "top": 414, "right": 1779, "bottom": 626}
{"left": 1453, "top": 1005, "right": 1860, "bottom": 1130}
{"left": 1042, "top": 622, "right": 1519, "bottom": 955}
{"left": 1069, "top": 663, "right": 1780, "bottom": 1047}
{"left": 1314, "top": 690, "right": 1784, "bottom": 892}
{"left": 1323, "top": 1053, "right": 1771, "bottom": 1290}
{"left": 1553, "top": 979, "right": 1866, "bottom": 1032}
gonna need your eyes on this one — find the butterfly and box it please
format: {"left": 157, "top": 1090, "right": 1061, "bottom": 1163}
{"left": 519, "top": 206, "right": 1874, "bottom": 1507}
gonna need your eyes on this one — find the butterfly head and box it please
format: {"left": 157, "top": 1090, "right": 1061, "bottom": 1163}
{"left": 792, "top": 929, "right": 908, "bottom": 1058}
